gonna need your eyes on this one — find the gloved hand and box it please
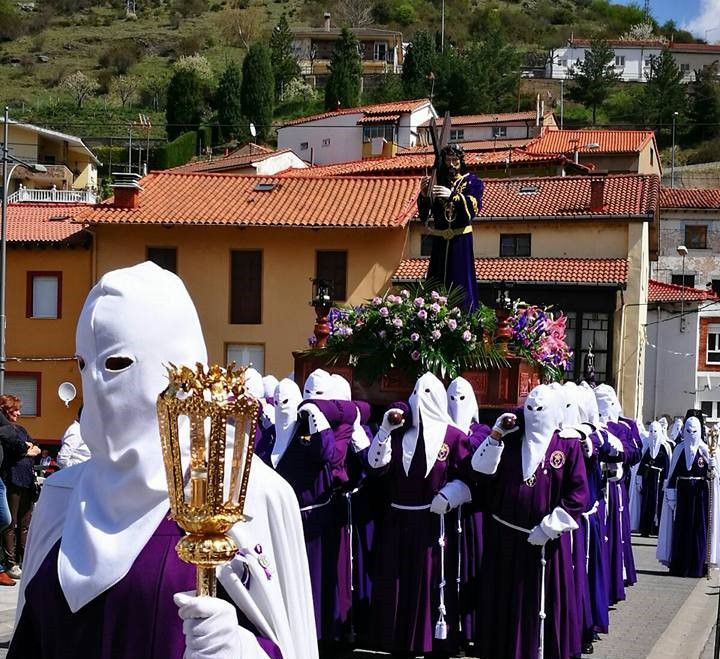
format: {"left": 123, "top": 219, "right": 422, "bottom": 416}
{"left": 527, "top": 525, "right": 551, "bottom": 547}
{"left": 299, "top": 403, "right": 328, "bottom": 435}
{"left": 492, "top": 413, "right": 518, "bottom": 439}
{"left": 432, "top": 185, "right": 452, "bottom": 199}
{"left": 430, "top": 492, "right": 450, "bottom": 515}
{"left": 380, "top": 408, "right": 404, "bottom": 437}
{"left": 666, "top": 489, "right": 677, "bottom": 512}
{"left": 710, "top": 456, "right": 717, "bottom": 469}
{"left": 174, "top": 592, "right": 245, "bottom": 659}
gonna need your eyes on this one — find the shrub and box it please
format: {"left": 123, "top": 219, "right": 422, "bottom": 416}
{"left": 99, "top": 42, "right": 141, "bottom": 74}
{"left": 151, "top": 130, "right": 197, "bottom": 169}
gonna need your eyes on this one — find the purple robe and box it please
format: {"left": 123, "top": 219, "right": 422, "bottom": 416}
{"left": 668, "top": 451, "right": 710, "bottom": 577}
{"left": 637, "top": 445, "right": 670, "bottom": 537}
{"left": 369, "top": 402, "right": 472, "bottom": 653}
{"left": 418, "top": 172, "right": 483, "bottom": 311}
{"left": 9, "top": 515, "right": 281, "bottom": 659}
{"left": 474, "top": 431, "right": 589, "bottom": 659}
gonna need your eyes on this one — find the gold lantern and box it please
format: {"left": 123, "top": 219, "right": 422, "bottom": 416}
{"left": 157, "top": 363, "right": 258, "bottom": 597}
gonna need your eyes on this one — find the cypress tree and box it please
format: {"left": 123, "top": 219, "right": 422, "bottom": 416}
{"left": 324, "top": 27, "right": 362, "bottom": 110}
{"left": 165, "top": 68, "right": 204, "bottom": 141}
{"left": 241, "top": 42, "right": 275, "bottom": 140}
{"left": 215, "top": 61, "right": 243, "bottom": 141}
{"left": 688, "top": 62, "right": 720, "bottom": 143}
{"left": 643, "top": 50, "right": 687, "bottom": 144}
{"left": 270, "top": 14, "right": 300, "bottom": 101}
{"left": 401, "top": 31, "right": 435, "bottom": 99}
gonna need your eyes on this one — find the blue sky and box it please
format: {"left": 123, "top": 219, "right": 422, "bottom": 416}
{"left": 615, "top": 0, "right": 720, "bottom": 38}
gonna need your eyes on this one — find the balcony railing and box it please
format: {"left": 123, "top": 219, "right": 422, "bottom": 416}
{"left": 7, "top": 186, "right": 96, "bottom": 204}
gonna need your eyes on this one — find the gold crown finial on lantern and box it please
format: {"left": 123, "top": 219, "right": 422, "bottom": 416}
{"left": 157, "top": 362, "right": 259, "bottom": 597}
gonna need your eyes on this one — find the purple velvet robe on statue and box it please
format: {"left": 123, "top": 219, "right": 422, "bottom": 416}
{"left": 8, "top": 515, "right": 281, "bottom": 659}
{"left": 418, "top": 172, "right": 483, "bottom": 311}
{"left": 369, "top": 402, "right": 472, "bottom": 654}
{"left": 474, "top": 431, "right": 588, "bottom": 659}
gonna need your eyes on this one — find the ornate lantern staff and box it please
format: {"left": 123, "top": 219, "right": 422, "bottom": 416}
{"left": 157, "top": 363, "right": 258, "bottom": 597}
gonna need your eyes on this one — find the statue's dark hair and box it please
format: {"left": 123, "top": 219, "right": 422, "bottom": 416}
{"left": 436, "top": 143, "right": 467, "bottom": 185}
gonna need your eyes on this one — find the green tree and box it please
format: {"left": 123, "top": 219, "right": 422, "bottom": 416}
{"left": 165, "top": 69, "right": 204, "bottom": 140}
{"left": 643, "top": 50, "right": 687, "bottom": 143}
{"left": 270, "top": 15, "right": 300, "bottom": 102}
{"left": 567, "top": 40, "right": 620, "bottom": 124}
{"left": 688, "top": 62, "right": 720, "bottom": 143}
{"left": 401, "top": 31, "right": 435, "bottom": 99}
{"left": 214, "top": 61, "right": 243, "bottom": 141}
{"left": 324, "top": 27, "right": 362, "bottom": 110}
{"left": 241, "top": 42, "right": 275, "bottom": 140}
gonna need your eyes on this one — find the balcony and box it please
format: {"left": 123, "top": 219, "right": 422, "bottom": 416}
{"left": 8, "top": 185, "right": 97, "bottom": 204}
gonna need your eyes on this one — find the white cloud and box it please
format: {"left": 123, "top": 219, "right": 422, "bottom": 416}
{"left": 684, "top": 0, "right": 720, "bottom": 40}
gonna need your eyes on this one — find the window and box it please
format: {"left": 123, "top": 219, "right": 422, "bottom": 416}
{"left": 43, "top": 155, "right": 56, "bottom": 165}
{"left": 27, "top": 272, "right": 61, "bottom": 319}
{"left": 685, "top": 225, "right": 708, "bottom": 249}
{"left": 373, "top": 41, "right": 387, "bottom": 61}
{"left": 226, "top": 344, "right": 265, "bottom": 373}
{"left": 712, "top": 279, "right": 720, "bottom": 296}
{"left": 500, "top": 233, "right": 531, "bottom": 257}
{"left": 650, "top": 148, "right": 654, "bottom": 166}
{"left": 362, "top": 124, "right": 395, "bottom": 142}
{"left": 450, "top": 129, "right": 465, "bottom": 141}
{"left": 681, "top": 63, "right": 690, "bottom": 72}
{"left": 420, "top": 234, "right": 434, "bottom": 257}
{"left": 557, "top": 59, "right": 568, "bottom": 68}
{"left": 563, "top": 312, "right": 611, "bottom": 383}
{"left": 492, "top": 126, "right": 508, "bottom": 138}
{"left": 615, "top": 55, "right": 625, "bottom": 67}
{"left": 672, "top": 274, "right": 696, "bottom": 287}
{"left": 230, "top": 250, "right": 262, "bottom": 324}
{"left": 5, "top": 373, "right": 40, "bottom": 416}
{"left": 644, "top": 58, "right": 653, "bottom": 67}
{"left": 708, "top": 325, "right": 720, "bottom": 363}
{"left": 701, "top": 401, "right": 715, "bottom": 419}
{"left": 316, "top": 250, "right": 347, "bottom": 301}
{"left": 146, "top": 246, "right": 177, "bottom": 273}
{"left": 322, "top": 138, "right": 331, "bottom": 147}
{"left": 300, "top": 142, "right": 309, "bottom": 151}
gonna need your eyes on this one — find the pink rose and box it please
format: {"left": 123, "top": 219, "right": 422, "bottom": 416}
{"left": 379, "top": 307, "right": 389, "bottom": 317}
{"left": 417, "top": 310, "right": 428, "bottom": 320}
{"left": 462, "top": 330, "right": 472, "bottom": 341}
{"left": 447, "top": 319, "right": 457, "bottom": 330}
{"left": 410, "top": 332, "right": 420, "bottom": 342}
{"left": 411, "top": 350, "right": 421, "bottom": 361}
{"left": 431, "top": 329, "right": 441, "bottom": 340}
{"left": 393, "top": 318, "right": 403, "bottom": 328}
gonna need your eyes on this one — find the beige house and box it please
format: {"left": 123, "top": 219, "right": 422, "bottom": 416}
{"left": 2, "top": 119, "right": 100, "bottom": 203}
{"left": 421, "top": 111, "right": 558, "bottom": 143}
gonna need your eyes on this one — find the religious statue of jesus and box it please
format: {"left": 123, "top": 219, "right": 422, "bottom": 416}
{"left": 418, "top": 144, "right": 484, "bottom": 311}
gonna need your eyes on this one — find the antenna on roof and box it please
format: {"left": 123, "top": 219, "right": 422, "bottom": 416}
{"left": 249, "top": 122, "right": 257, "bottom": 138}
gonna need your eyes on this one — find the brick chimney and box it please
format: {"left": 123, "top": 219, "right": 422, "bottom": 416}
{"left": 324, "top": 11, "right": 331, "bottom": 30}
{"left": 589, "top": 178, "right": 605, "bottom": 212}
{"left": 111, "top": 172, "right": 143, "bottom": 209}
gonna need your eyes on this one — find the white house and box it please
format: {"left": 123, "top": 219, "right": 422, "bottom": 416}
{"left": 168, "top": 143, "right": 308, "bottom": 175}
{"left": 277, "top": 99, "right": 436, "bottom": 166}
{"left": 419, "top": 111, "right": 557, "bottom": 143}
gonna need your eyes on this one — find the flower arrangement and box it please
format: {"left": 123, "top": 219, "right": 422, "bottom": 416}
{"left": 304, "top": 284, "right": 572, "bottom": 383}
{"left": 507, "top": 303, "right": 572, "bottom": 381}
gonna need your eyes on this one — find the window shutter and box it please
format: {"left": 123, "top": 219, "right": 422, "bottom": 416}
{"left": 6, "top": 375, "right": 39, "bottom": 416}
{"left": 316, "top": 251, "right": 347, "bottom": 301}
{"left": 230, "top": 251, "right": 262, "bottom": 324}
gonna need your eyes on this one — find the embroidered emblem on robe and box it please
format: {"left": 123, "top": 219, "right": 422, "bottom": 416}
{"left": 524, "top": 474, "right": 536, "bottom": 488}
{"left": 437, "top": 443, "right": 450, "bottom": 461}
{"left": 698, "top": 456, "right": 706, "bottom": 468}
{"left": 550, "top": 450, "right": 566, "bottom": 469}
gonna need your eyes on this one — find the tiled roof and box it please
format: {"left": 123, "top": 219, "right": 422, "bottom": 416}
{"left": 526, "top": 129, "right": 655, "bottom": 155}
{"left": 284, "top": 149, "right": 569, "bottom": 177}
{"left": 394, "top": 257, "right": 628, "bottom": 286}
{"left": 77, "top": 172, "right": 420, "bottom": 228}
{"left": 668, "top": 42, "right": 720, "bottom": 54}
{"left": 399, "top": 137, "right": 538, "bottom": 154}
{"left": 648, "top": 279, "right": 718, "bottom": 303}
{"left": 7, "top": 203, "right": 89, "bottom": 243}
{"left": 426, "top": 111, "right": 550, "bottom": 126}
{"left": 660, "top": 187, "right": 720, "bottom": 209}
{"left": 569, "top": 38, "right": 665, "bottom": 48}
{"left": 477, "top": 174, "right": 658, "bottom": 219}
{"left": 357, "top": 114, "right": 401, "bottom": 124}
{"left": 168, "top": 148, "right": 296, "bottom": 174}
{"left": 280, "top": 99, "right": 430, "bottom": 127}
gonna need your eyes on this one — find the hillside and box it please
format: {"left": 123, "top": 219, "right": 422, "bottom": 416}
{"left": 0, "top": 0, "right": 705, "bottom": 146}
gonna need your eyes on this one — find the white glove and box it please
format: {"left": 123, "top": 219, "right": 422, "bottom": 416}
{"left": 492, "top": 413, "right": 518, "bottom": 438}
{"left": 581, "top": 436, "right": 594, "bottom": 458}
{"left": 636, "top": 476, "right": 642, "bottom": 493}
{"left": 430, "top": 493, "right": 450, "bottom": 515}
{"left": 432, "top": 185, "right": 452, "bottom": 199}
{"left": 174, "top": 592, "right": 265, "bottom": 659}
{"left": 710, "top": 457, "right": 717, "bottom": 469}
{"left": 527, "top": 525, "right": 551, "bottom": 546}
{"left": 299, "top": 402, "right": 329, "bottom": 434}
{"left": 666, "top": 489, "right": 677, "bottom": 512}
{"left": 380, "top": 408, "right": 404, "bottom": 437}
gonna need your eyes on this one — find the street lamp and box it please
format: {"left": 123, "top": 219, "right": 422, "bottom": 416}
{"left": 1, "top": 106, "right": 47, "bottom": 393}
{"left": 677, "top": 244, "right": 688, "bottom": 333}
{"left": 671, "top": 111, "right": 679, "bottom": 189}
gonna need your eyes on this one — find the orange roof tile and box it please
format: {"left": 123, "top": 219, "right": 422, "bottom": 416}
{"left": 648, "top": 279, "right": 718, "bottom": 303}
{"left": 7, "top": 203, "right": 89, "bottom": 243}
{"left": 526, "top": 130, "right": 655, "bottom": 155}
{"left": 394, "top": 257, "right": 628, "bottom": 286}
{"left": 280, "top": 99, "right": 430, "bottom": 127}
{"left": 660, "top": 187, "right": 720, "bottom": 209}
{"left": 77, "top": 172, "right": 420, "bottom": 228}
{"left": 357, "top": 114, "right": 401, "bottom": 124}
{"left": 168, "top": 148, "right": 296, "bottom": 174}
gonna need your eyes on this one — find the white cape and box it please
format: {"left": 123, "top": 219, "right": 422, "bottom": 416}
{"left": 17, "top": 456, "right": 318, "bottom": 659}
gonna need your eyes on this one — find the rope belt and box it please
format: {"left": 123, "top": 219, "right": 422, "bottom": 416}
{"left": 649, "top": 465, "right": 664, "bottom": 472}
{"left": 491, "top": 514, "right": 546, "bottom": 659}
{"left": 582, "top": 500, "right": 600, "bottom": 572}
{"left": 391, "top": 502, "right": 432, "bottom": 510}
{"left": 435, "top": 513, "right": 448, "bottom": 640}
{"left": 427, "top": 225, "right": 473, "bottom": 241}
{"left": 299, "top": 497, "right": 334, "bottom": 513}
{"left": 677, "top": 476, "right": 704, "bottom": 481}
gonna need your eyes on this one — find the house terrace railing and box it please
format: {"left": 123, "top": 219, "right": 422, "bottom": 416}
{"left": 7, "top": 186, "right": 97, "bottom": 204}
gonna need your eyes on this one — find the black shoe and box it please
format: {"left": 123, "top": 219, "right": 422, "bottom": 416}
{"left": 582, "top": 642, "right": 594, "bottom": 654}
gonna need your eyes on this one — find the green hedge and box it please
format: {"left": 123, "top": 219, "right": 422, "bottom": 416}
{"left": 151, "top": 131, "right": 198, "bottom": 170}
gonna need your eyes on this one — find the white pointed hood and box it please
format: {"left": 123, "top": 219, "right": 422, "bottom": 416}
{"left": 658, "top": 416, "right": 668, "bottom": 434}
{"left": 262, "top": 375, "right": 279, "bottom": 400}
{"left": 272, "top": 378, "right": 302, "bottom": 467}
{"left": 302, "top": 369, "right": 334, "bottom": 400}
{"left": 522, "top": 384, "right": 562, "bottom": 481}
{"left": 669, "top": 418, "right": 683, "bottom": 443}
{"left": 447, "top": 377, "right": 478, "bottom": 434}
{"left": 595, "top": 384, "right": 621, "bottom": 425}
{"left": 647, "top": 420, "right": 665, "bottom": 459}
{"left": 577, "top": 382, "right": 601, "bottom": 429}
{"left": 560, "top": 382, "right": 582, "bottom": 428}
{"left": 62, "top": 262, "right": 207, "bottom": 612}
{"left": 330, "top": 374, "right": 352, "bottom": 401}
{"left": 245, "top": 368, "right": 264, "bottom": 400}
{"left": 403, "top": 372, "right": 452, "bottom": 477}
{"left": 683, "top": 416, "right": 707, "bottom": 469}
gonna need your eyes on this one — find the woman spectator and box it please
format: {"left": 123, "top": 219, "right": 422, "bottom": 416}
{"left": 0, "top": 395, "right": 40, "bottom": 579}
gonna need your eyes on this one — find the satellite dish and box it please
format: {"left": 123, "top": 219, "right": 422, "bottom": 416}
{"left": 249, "top": 122, "right": 257, "bottom": 138}
{"left": 58, "top": 382, "right": 77, "bottom": 407}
